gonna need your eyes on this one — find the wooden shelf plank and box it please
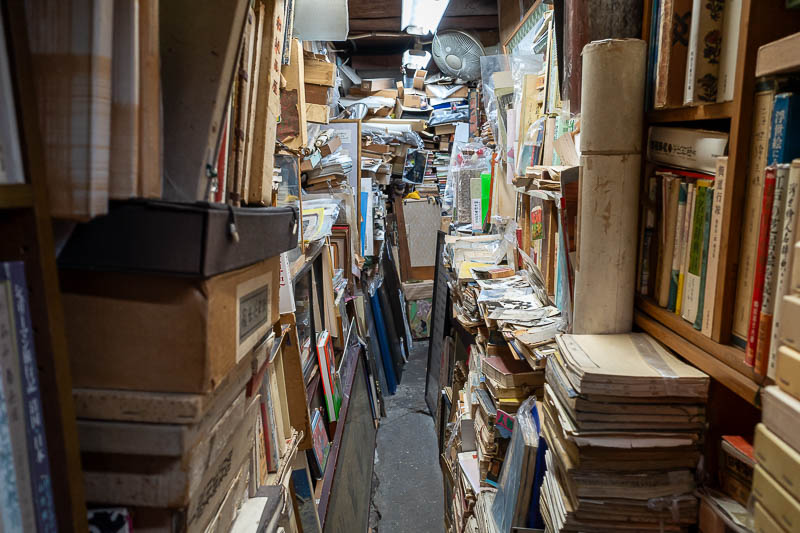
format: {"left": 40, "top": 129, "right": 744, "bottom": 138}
{"left": 634, "top": 298, "right": 769, "bottom": 407}
{"left": 0, "top": 183, "right": 34, "bottom": 208}
{"left": 646, "top": 101, "right": 734, "bottom": 123}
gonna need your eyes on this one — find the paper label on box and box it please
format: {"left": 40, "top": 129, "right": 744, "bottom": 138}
{"left": 236, "top": 273, "right": 272, "bottom": 363}
{"left": 471, "top": 198, "right": 482, "bottom": 230}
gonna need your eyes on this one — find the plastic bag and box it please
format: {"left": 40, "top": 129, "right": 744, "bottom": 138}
{"left": 516, "top": 117, "right": 546, "bottom": 177}
{"left": 444, "top": 142, "right": 491, "bottom": 222}
{"left": 300, "top": 197, "right": 341, "bottom": 243}
{"left": 479, "top": 55, "right": 512, "bottom": 149}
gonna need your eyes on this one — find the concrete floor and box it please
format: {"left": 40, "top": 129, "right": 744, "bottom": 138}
{"left": 371, "top": 340, "right": 445, "bottom": 533}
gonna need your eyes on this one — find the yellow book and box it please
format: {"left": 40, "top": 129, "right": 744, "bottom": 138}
{"left": 754, "top": 501, "right": 788, "bottom": 533}
{"left": 754, "top": 423, "right": 800, "bottom": 503}
{"left": 752, "top": 465, "right": 800, "bottom": 533}
{"left": 776, "top": 345, "right": 800, "bottom": 401}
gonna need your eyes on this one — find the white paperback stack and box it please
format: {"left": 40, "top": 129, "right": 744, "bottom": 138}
{"left": 540, "top": 333, "right": 710, "bottom": 532}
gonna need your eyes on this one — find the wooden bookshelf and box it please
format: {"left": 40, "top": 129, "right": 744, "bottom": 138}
{"left": 1, "top": 3, "right": 87, "bottom": 529}
{"left": 0, "top": 183, "right": 34, "bottom": 208}
{"left": 638, "top": 0, "right": 800, "bottom": 403}
{"left": 646, "top": 101, "right": 734, "bottom": 124}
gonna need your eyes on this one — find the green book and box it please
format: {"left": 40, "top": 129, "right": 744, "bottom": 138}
{"left": 681, "top": 180, "right": 713, "bottom": 323}
{"left": 694, "top": 186, "right": 714, "bottom": 330}
{"left": 668, "top": 182, "right": 688, "bottom": 311}
{"left": 481, "top": 172, "right": 491, "bottom": 227}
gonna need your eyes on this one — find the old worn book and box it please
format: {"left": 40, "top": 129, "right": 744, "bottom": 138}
{"left": 752, "top": 465, "right": 800, "bottom": 533}
{"left": 482, "top": 356, "right": 543, "bottom": 388}
{"left": 658, "top": 175, "right": 681, "bottom": 307}
{"left": 747, "top": 167, "right": 780, "bottom": 366}
{"left": 110, "top": 0, "right": 140, "bottom": 199}
{"left": 682, "top": 180, "right": 712, "bottom": 325}
{"left": 754, "top": 423, "right": 800, "bottom": 504}
{"left": 25, "top": 0, "right": 114, "bottom": 218}
{"left": 555, "top": 333, "right": 709, "bottom": 400}
{"left": 761, "top": 386, "right": 800, "bottom": 454}
{"left": 716, "top": 0, "right": 742, "bottom": 103}
{"left": 654, "top": 0, "right": 693, "bottom": 109}
{"left": 734, "top": 85, "right": 779, "bottom": 347}
{"left": 701, "top": 158, "right": 727, "bottom": 335}
{"left": 684, "top": 0, "right": 725, "bottom": 104}
{"left": 768, "top": 160, "right": 800, "bottom": 378}
{"left": 775, "top": 345, "right": 800, "bottom": 400}
{"left": 647, "top": 127, "right": 728, "bottom": 174}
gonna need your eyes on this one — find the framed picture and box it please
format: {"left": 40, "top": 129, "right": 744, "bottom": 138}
{"left": 330, "top": 224, "right": 351, "bottom": 285}
{"left": 502, "top": 0, "right": 550, "bottom": 56}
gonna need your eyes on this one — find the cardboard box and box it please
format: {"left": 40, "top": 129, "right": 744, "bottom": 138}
{"left": 435, "top": 124, "right": 456, "bottom": 135}
{"left": 305, "top": 102, "right": 329, "bottom": 124}
{"left": 396, "top": 80, "right": 404, "bottom": 98}
{"left": 83, "top": 399, "right": 259, "bottom": 531}
{"left": 755, "top": 423, "right": 800, "bottom": 503}
{"left": 319, "top": 135, "right": 342, "bottom": 157}
{"left": 303, "top": 57, "right": 336, "bottom": 86}
{"left": 305, "top": 83, "right": 330, "bottom": 105}
{"left": 402, "top": 91, "right": 427, "bottom": 109}
{"left": 776, "top": 344, "right": 800, "bottom": 401}
{"left": 62, "top": 256, "right": 281, "bottom": 393}
{"left": 413, "top": 69, "right": 427, "bottom": 90}
{"left": 361, "top": 77, "right": 395, "bottom": 91}
{"left": 752, "top": 465, "right": 800, "bottom": 533}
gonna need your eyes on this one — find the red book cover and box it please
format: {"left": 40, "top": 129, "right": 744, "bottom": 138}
{"left": 745, "top": 167, "right": 777, "bottom": 366}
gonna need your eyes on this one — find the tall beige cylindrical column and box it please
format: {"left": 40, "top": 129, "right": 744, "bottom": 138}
{"left": 573, "top": 38, "right": 646, "bottom": 334}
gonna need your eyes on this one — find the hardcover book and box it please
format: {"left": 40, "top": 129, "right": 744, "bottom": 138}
{"left": 654, "top": 0, "right": 693, "bottom": 109}
{"left": 733, "top": 85, "right": 778, "bottom": 346}
{"left": 684, "top": 0, "right": 725, "bottom": 104}
{"left": 647, "top": 127, "right": 728, "bottom": 174}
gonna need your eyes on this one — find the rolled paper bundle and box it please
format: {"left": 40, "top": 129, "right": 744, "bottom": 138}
{"left": 580, "top": 38, "right": 647, "bottom": 155}
{"left": 573, "top": 153, "right": 641, "bottom": 334}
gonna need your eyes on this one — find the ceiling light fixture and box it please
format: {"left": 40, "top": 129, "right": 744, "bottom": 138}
{"left": 401, "top": 0, "right": 451, "bottom": 36}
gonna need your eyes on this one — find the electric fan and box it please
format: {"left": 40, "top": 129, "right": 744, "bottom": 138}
{"left": 431, "top": 30, "right": 485, "bottom": 81}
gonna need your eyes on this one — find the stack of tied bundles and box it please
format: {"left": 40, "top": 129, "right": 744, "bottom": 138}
{"left": 541, "top": 332, "right": 709, "bottom": 533}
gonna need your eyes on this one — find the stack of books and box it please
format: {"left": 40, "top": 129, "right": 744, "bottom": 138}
{"left": 752, "top": 245, "right": 800, "bottom": 531}
{"left": 540, "top": 333, "right": 710, "bottom": 532}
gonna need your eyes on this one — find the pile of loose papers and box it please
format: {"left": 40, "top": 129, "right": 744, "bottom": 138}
{"left": 540, "top": 332, "right": 710, "bottom": 532}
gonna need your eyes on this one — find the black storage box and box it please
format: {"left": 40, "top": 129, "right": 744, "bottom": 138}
{"left": 58, "top": 200, "right": 299, "bottom": 277}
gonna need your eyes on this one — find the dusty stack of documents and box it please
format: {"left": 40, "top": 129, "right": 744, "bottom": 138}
{"left": 540, "top": 332, "right": 710, "bottom": 532}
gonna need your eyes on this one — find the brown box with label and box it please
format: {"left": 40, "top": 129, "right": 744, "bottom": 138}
{"left": 61, "top": 256, "right": 280, "bottom": 393}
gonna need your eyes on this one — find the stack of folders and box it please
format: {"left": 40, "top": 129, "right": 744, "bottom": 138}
{"left": 540, "top": 333, "right": 710, "bottom": 533}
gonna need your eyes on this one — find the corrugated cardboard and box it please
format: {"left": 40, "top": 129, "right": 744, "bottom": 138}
{"left": 752, "top": 465, "right": 800, "bottom": 533}
{"left": 755, "top": 423, "right": 800, "bottom": 503}
{"left": 776, "top": 345, "right": 800, "bottom": 401}
{"left": 413, "top": 69, "right": 427, "bottom": 90}
{"left": 754, "top": 501, "right": 788, "bottom": 533}
{"left": 361, "top": 78, "right": 395, "bottom": 91}
{"left": 62, "top": 256, "right": 280, "bottom": 393}
{"left": 83, "top": 398, "right": 259, "bottom": 532}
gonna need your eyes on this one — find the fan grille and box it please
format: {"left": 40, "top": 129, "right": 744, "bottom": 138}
{"left": 432, "top": 30, "right": 484, "bottom": 81}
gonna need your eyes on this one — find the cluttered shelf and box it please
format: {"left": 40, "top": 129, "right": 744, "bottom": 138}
{"left": 646, "top": 101, "right": 734, "bottom": 124}
{"left": 0, "top": 183, "right": 34, "bottom": 209}
{"left": 635, "top": 296, "right": 768, "bottom": 406}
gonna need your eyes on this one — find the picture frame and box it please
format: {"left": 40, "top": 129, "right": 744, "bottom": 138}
{"left": 502, "top": 1, "right": 549, "bottom": 57}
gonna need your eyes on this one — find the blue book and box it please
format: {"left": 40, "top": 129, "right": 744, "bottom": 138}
{"left": 768, "top": 93, "right": 800, "bottom": 165}
{"left": 645, "top": 0, "right": 662, "bottom": 110}
{"left": 2, "top": 262, "right": 58, "bottom": 532}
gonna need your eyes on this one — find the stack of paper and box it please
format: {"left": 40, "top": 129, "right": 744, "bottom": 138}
{"left": 540, "top": 332, "right": 710, "bottom": 532}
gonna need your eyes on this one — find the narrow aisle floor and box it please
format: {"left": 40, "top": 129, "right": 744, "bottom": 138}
{"left": 371, "top": 341, "right": 445, "bottom": 533}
